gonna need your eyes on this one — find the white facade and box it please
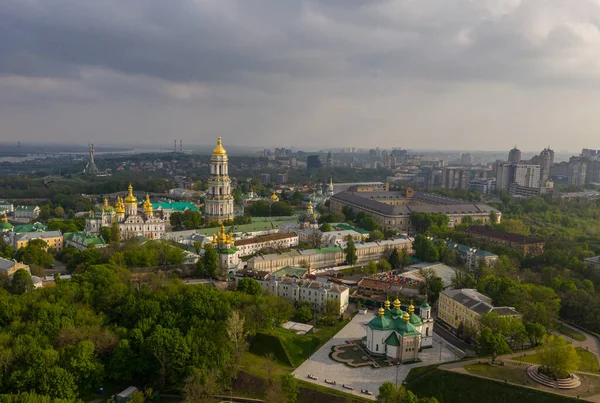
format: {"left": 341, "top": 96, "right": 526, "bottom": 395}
{"left": 261, "top": 277, "right": 349, "bottom": 314}
{"left": 86, "top": 187, "right": 166, "bottom": 240}
{"left": 204, "top": 137, "right": 235, "bottom": 223}
{"left": 0, "top": 202, "right": 14, "bottom": 214}
{"left": 235, "top": 233, "right": 298, "bottom": 256}
{"left": 14, "top": 206, "right": 40, "bottom": 219}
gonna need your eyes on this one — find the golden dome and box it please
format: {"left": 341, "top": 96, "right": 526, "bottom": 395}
{"left": 1, "top": 213, "right": 7, "bottom": 223}
{"left": 378, "top": 306, "right": 385, "bottom": 317}
{"left": 218, "top": 225, "right": 227, "bottom": 242}
{"left": 124, "top": 184, "right": 137, "bottom": 204}
{"left": 144, "top": 194, "right": 153, "bottom": 214}
{"left": 408, "top": 299, "right": 415, "bottom": 314}
{"left": 212, "top": 234, "right": 218, "bottom": 244}
{"left": 227, "top": 233, "right": 234, "bottom": 244}
{"left": 270, "top": 192, "right": 279, "bottom": 201}
{"left": 403, "top": 311, "right": 410, "bottom": 322}
{"left": 393, "top": 297, "right": 401, "bottom": 309}
{"left": 384, "top": 298, "right": 390, "bottom": 309}
{"left": 103, "top": 198, "right": 109, "bottom": 205}
{"left": 115, "top": 197, "right": 125, "bottom": 215}
{"left": 212, "top": 137, "right": 227, "bottom": 156}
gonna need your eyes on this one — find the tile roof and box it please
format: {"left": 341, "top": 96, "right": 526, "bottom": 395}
{"left": 235, "top": 232, "right": 297, "bottom": 247}
{"left": 464, "top": 225, "right": 543, "bottom": 245}
{"left": 331, "top": 191, "right": 498, "bottom": 217}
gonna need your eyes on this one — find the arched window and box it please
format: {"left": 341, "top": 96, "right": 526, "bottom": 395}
{"left": 426, "top": 328, "right": 429, "bottom": 336}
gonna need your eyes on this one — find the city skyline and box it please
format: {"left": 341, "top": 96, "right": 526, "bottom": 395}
{"left": 2, "top": 1, "right": 600, "bottom": 150}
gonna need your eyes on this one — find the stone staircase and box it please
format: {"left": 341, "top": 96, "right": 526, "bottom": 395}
{"left": 526, "top": 365, "right": 581, "bottom": 389}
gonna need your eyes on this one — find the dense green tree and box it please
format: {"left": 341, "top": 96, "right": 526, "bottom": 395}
{"left": 344, "top": 236, "right": 358, "bottom": 265}
{"left": 478, "top": 327, "right": 511, "bottom": 363}
{"left": 203, "top": 246, "right": 219, "bottom": 279}
{"left": 280, "top": 373, "right": 298, "bottom": 403}
{"left": 368, "top": 230, "right": 384, "bottom": 242}
{"left": 15, "top": 239, "right": 54, "bottom": 268}
{"left": 237, "top": 278, "right": 262, "bottom": 296}
{"left": 247, "top": 201, "right": 271, "bottom": 217}
{"left": 319, "top": 223, "right": 332, "bottom": 232}
{"left": 537, "top": 335, "right": 580, "bottom": 378}
{"left": 270, "top": 201, "right": 293, "bottom": 216}
{"left": 11, "top": 269, "right": 34, "bottom": 295}
{"left": 418, "top": 268, "right": 444, "bottom": 302}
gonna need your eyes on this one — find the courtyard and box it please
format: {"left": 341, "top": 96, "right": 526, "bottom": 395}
{"left": 292, "top": 311, "right": 459, "bottom": 400}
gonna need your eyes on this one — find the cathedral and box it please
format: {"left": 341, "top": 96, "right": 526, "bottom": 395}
{"left": 204, "top": 137, "right": 235, "bottom": 224}
{"left": 365, "top": 297, "right": 433, "bottom": 363}
{"left": 86, "top": 184, "right": 166, "bottom": 240}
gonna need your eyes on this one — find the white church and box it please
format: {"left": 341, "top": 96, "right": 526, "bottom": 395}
{"left": 365, "top": 297, "right": 433, "bottom": 363}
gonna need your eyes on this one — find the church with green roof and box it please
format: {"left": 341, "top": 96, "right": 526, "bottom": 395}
{"left": 365, "top": 297, "right": 433, "bottom": 363}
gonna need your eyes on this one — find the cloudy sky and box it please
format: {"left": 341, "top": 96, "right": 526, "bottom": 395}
{"left": 2, "top": 0, "right": 600, "bottom": 151}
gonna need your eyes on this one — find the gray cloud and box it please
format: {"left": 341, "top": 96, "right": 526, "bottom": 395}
{"left": 1, "top": 0, "right": 600, "bottom": 150}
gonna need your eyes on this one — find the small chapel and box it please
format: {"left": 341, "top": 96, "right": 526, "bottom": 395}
{"left": 365, "top": 297, "right": 433, "bottom": 363}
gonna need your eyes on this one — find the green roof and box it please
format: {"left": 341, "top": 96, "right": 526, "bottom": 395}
{"left": 0, "top": 222, "right": 12, "bottom": 230}
{"left": 335, "top": 223, "right": 369, "bottom": 235}
{"left": 194, "top": 217, "right": 298, "bottom": 236}
{"left": 152, "top": 201, "right": 199, "bottom": 212}
{"left": 64, "top": 231, "right": 106, "bottom": 247}
{"left": 272, "top": 266, "right": 308, "bottom": 278}
{"left": 385, "top": 332, "right": 401, "bottom": 347}
{"left": 421, "top": 300, "right": 431, "bottom": 309}
{"left": 395, "top": 319, "right": 420, "bottom": 336}
{"left": 315, "top": 246, "right": 343, "bottom": 254}
{"left": 13, "top": 223, "right": 48, "bottom": 233}
{"left": 385, "top": 307, "right": 405, "bottom": 318}
{"left": 367, "top": 315, "right": 394, "bottom": 331}
{"left": 409, "top": 312, "right": 423, "bottom": 326}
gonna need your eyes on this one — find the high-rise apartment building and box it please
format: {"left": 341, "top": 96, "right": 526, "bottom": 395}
{"left": 568, "top": 158, "right": 587, "bottom": 186}
{"left": 460, "top": 153, "right": 473, "bottom": 166}
{"left": 495, "top": 163, "right": 541, "bottom": 196}
{"left": 441, "top": 167, "right": 469, "bottom": 190}
{"left": 307, "top": 155, "right": 321, "bottom": 169}
{"left": 260, "top": 173, "right": 271, "bottom": 185}
{"left": 508, "top": 147, "right": 521, "bottom": 164}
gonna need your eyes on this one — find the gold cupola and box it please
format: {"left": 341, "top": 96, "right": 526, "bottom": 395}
{"left": 218, "top": 225, "right": 227, "bottom": 243}
{"left": 115, "top": 196, "right": 125, "bottom": 215}
{"left": 143, "top": 194, "right": 153, "bottom": 215}
{"left": 384, "top": 297, "right": 391, "bottom": 310}
{"left": 403, "top": 311, "right": 410, "bottom": 322}
{"left": 212, "top": 137, "right": 227, "bottom": 156}
{"left": 378, "top": 305, "right": 385, "bottom": 317}
{"left": 270, "top": 192, "right": 279, "bottom": 202}
{"left": 408, "top": 299, "right": 415, "bottom": 314}
{"left": 211, "top": 234, "right": 218, "bottom": 245}
{"left": 124, "top": 184, "right": 137, "bottom": 204}
{"left": 393, "top": 296, "right": 401, "bottom": 310}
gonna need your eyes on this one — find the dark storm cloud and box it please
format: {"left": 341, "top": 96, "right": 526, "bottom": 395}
{"left": 2, "top": 0, "right": 600, "bottom": 150}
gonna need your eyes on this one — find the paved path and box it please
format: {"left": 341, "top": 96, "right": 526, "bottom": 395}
{"left": 558, "top": 322, "right": 600, "bottom": 360}
{"left": 292, "top": 312, "right": 458, "bottom": 401}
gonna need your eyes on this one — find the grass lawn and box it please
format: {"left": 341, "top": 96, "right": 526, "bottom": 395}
{"left": 464, "top": 363, "right": 531, "bottom": 385}
{"left": 247, "top": 319, "right": 351, "bottom": 371}
{"left": 513, "top": 347, "right": 599, "bottom": 372}
{"left": 558, "top": 324, "right": 586, "bottom": 342}
{"left": 240, "top": 352, "right": 293, "bottom": 379}
{"left": 463, "top": 362, "right": 600, "bottom": 399}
